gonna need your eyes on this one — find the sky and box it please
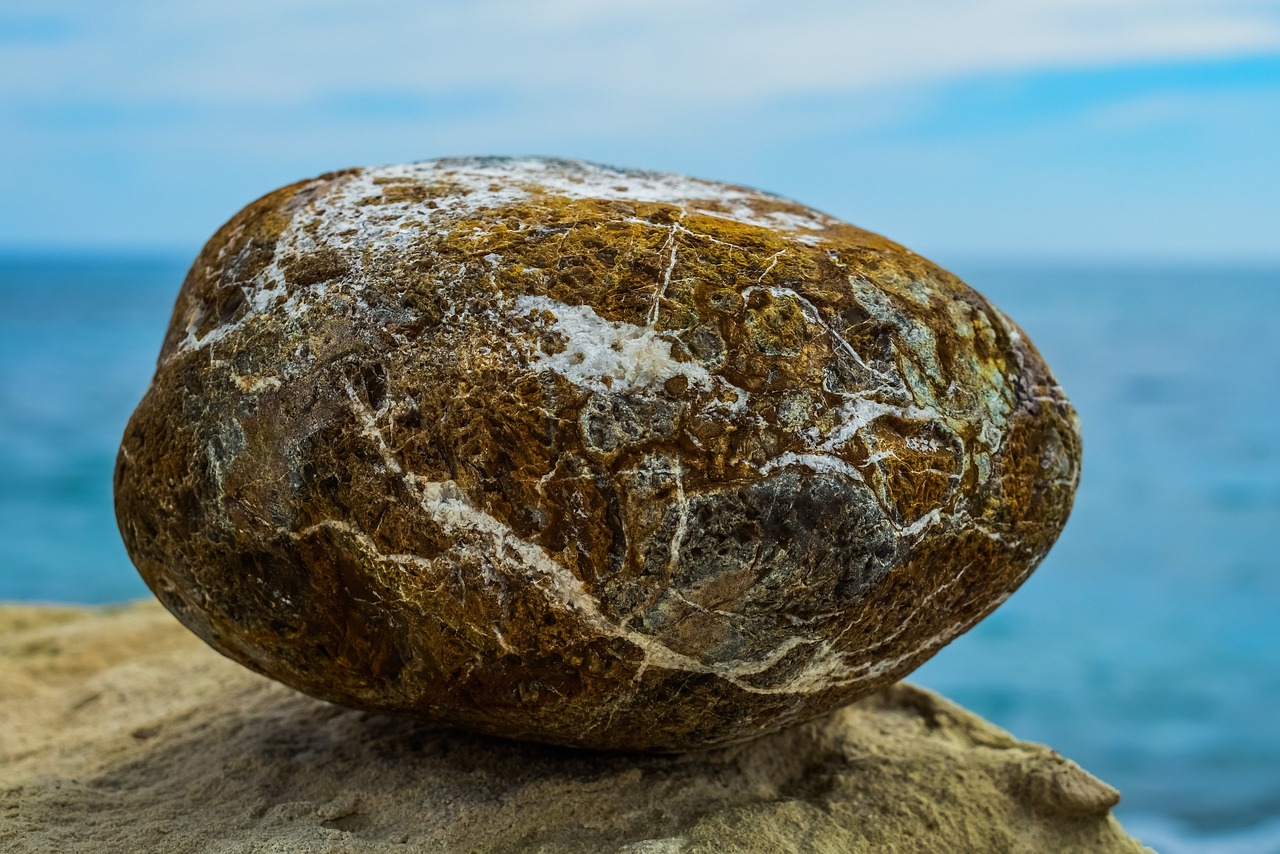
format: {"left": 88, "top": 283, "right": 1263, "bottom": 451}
{"left": 2, "top": 0, "right": 1279, "bottom": 263}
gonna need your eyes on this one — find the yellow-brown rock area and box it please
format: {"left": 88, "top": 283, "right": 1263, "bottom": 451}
{"left": 114, "top": 157, "right": 1081, "bottom": 750}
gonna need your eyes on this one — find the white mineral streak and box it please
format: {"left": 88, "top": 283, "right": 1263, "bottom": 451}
{"left": 760, "top": 452, "right": 864, "bottom": 481}
{"left": 856, "top": 619, "right": 974, "bottom": 681}
{"left": 742, "top": 283, "right": 886, "bottom": 378}
{"left": 824, "top": 398, "right": 943, "bottom": 452}
{"left": 899, "top": 508, "right": 944, "bottom": 538}
{"left": 650, "top": 212, "right": 686, "bottom": 326}
{"left": 855, "top": 586, "right": 1019, "bottom": 683}
{"left": 664, "top": 460, "right": 691, "bottom": 579}
{"left": 514, "top": 295, "right": 714, "bottom": 395}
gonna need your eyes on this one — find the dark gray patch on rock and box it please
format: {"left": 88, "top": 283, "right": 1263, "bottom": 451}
{"left": 578, "top": 393, "right": 679, "bottom": 456}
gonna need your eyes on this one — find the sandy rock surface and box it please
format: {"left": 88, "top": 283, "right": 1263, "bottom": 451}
{"left": 1, "top": 601, "right": 1145, "bottom": 853}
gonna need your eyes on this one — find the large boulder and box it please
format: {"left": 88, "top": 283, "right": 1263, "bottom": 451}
{"left": 115, "top": 157, "right": 1081, "bottom": 750}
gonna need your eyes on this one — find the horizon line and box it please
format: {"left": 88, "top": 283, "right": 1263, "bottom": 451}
{"left": 2, "top": 246, "right": 1277, "bottom": 272}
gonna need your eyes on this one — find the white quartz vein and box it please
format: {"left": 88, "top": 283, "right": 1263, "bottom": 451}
{"left": 515, "top": 295, "right": 714, "bottom": 395}
{"left": 741, "top": 284, "right": 887, "bottom": 381}
{"left": 649, "top": 211, "right": 686, "bottom": 326}
{"left": 760, "top": 452, "right": 864, "bottom": 482}
{"left": 664, "top": 460, "right": 690, "bottom": 580}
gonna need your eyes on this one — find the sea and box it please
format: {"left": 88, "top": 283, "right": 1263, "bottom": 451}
{"left": 1, "top": 255, "right": 1277, "bottom": 853}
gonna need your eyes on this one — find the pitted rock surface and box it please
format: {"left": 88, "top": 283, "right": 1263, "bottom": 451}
{"left": 114, "top": 157, "right": 1081, "bottom": 751}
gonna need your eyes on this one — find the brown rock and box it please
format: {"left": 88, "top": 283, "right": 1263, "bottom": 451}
{"left": 114, "top": 157, "right": 1082, "bottom": 751}
{"left": 0, "top": 602, "right": 1147, "bottom": 853}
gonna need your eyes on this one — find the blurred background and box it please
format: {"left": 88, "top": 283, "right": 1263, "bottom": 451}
{"left": 2, "top": 2, "right": 1277, "bottom": 850}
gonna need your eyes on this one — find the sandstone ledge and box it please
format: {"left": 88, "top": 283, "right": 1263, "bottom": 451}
{"left": 0, "top": 601, "right": 1145, "bottom": 853}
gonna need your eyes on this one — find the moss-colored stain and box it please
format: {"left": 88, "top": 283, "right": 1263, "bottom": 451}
{"left": 115, "top": 158, "right": 1081, "bottom": 752}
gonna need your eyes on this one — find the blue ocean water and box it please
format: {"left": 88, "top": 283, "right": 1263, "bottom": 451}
{"left": 1, "top": 256, "right": 1277, "bottom": 852}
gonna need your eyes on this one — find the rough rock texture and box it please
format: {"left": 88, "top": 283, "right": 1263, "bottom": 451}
{"left": 115, "top": 157, "right": 1082, "bottom": 751}
{"left": 0, "top": 602, "right": 1146, "bottom": 854}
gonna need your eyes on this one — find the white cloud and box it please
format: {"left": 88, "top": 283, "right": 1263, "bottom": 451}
{"left": 2, "top": 0, "right": 1278, "bottom": 115}
{"left": 1082, "top": 85, "right": 1280, "bottom": 131}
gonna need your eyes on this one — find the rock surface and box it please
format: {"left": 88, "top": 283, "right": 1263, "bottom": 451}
{"left": 115, "top": 157, "right": 1082, "bottom": 750}
{"left": 0, "top": 601, "right": 1145, "bottom": 854}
